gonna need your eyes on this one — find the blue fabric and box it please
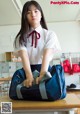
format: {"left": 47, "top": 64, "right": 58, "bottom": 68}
{"left": 9, "top": 64, "right": 66, "bottom": 101}
{"left": 30, "top": 64, "right": 41, "bottom": 72}
{"left": 46, "top": 65, "right": 66, "bottom": 100}
{"left": 30, "top": 64, "right": 51, "bottom": 72}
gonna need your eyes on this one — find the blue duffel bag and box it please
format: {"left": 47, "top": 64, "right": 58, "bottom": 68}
{"left": 9, "top": 65, "right": 66, "bottom": 101}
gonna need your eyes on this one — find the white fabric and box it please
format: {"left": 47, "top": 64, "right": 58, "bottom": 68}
{"left": 14, "top": 25, "right": 61, "bottom": 65}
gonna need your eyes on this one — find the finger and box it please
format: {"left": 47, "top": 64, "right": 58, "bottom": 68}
{"left": 29, "top": 81, "right": 32, "bottom": 87}
{"left": 24, "top": 80, "right": 27, "bottom": 87}
{"left": 27, "top": 80, "right": 32, "bottom": 87}
{"left": 36, "top": 78, "right": 39, "bottom": 84}
{"left": 23, "top": 81, "right": 25, "bottom": 86}
{"left": 26, "top": 80, "right": 29, "bottom": 88}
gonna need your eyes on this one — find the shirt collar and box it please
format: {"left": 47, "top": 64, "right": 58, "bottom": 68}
{"left": 29, "top": 25, "right": 42, "bottom": 33}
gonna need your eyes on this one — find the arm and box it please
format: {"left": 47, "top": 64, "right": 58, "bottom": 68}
{"left": 36, "top": 48, "right": 53, "bottom": 84}
{"left": 18, "top": 50, "right": 34, "bottom": 87}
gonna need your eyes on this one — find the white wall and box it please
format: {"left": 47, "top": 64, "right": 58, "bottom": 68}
{"left": 0, "top": 25, "right": 20, "bottom": 53}
{"left": 48, "top": 21, "right": 80, "bottom": 53}
{"left": 0, "top": 21, "right": 80, "bottom": 60}
{"left": 0, "top": 25, "right": 20, "bottom": 61}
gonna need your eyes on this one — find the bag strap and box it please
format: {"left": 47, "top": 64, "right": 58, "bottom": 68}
{"left": 39, "top": 82, "right": 48, "bottom": 99}
{"left": 16, "top": 83, "right": 23, "bottom": 99}
{"left": 39, "top": 72, "right": 52, "bottom": 99}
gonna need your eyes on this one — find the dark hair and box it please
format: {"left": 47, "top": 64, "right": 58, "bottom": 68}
{"left": 14, "top": 0, "right": 48, "bottom": 46}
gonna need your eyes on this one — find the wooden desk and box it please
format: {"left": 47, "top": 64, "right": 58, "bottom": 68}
{"left": 0, "top": 77, "right": 11, "bottom": 81}
{"left": 68, "top": 91, "right": 80, "bottom": 114}
{"left": 0, "top": 94, "right": 80, "bottom": 114}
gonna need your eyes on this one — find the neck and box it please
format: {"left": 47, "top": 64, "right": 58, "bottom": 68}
{"left": 31, "top": 24, "right": 40, "bottom": 29}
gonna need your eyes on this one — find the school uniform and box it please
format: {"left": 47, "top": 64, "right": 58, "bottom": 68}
{"left": 14, "top": 25, "right": 61, "bottom": 72}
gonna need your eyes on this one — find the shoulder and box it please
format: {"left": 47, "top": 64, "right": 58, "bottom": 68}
{"left": 47, "top": 30, "right": 57, "bottom": 37}
{"left": 42, "top": 28, "right": 57, "bottom": 39}
{"left": 42, "top": 28, "right": 56, "bottom": 35}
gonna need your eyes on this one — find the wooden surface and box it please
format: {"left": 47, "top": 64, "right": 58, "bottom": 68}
{"left": 0, "top": 77, "right": 11, "bottom": 81}
{"left": 68, "top": 91, "right": 80, "bottom": 114}
{"left": 0, "top": 94, "right": 80, "bottom": 110}
{"left": 68, "top": 91, "right": 80, "bottom": 99}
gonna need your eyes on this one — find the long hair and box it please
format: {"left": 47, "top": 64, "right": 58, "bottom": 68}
{"left": 14, "top": 0, "right": 48, "bottom": 47}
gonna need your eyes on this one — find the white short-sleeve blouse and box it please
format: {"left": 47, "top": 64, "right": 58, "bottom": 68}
{"left": 14, "top": 25, "right": 61, "bottom": 65}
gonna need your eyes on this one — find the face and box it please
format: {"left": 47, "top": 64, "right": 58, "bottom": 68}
{"left": 26, "top": 5, "right": 42, "bottom": 28}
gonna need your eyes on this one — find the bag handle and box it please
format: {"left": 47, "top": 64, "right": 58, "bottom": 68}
{"left": 16, "top": 70, "right": 52, "bottom": 99}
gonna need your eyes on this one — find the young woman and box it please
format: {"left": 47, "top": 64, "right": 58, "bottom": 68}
{"left": 14, "top": 0, "right": 61, "bottom": 88}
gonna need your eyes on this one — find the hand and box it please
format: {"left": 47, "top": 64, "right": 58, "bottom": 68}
{"left": 23, "top": 76, "right": 34, "bottom": 88}
{"left": 36, "top": 71, "right": 46, "bottom": 84}
{"left": 36, "top": 76, "right": 43, "bottom": 84}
